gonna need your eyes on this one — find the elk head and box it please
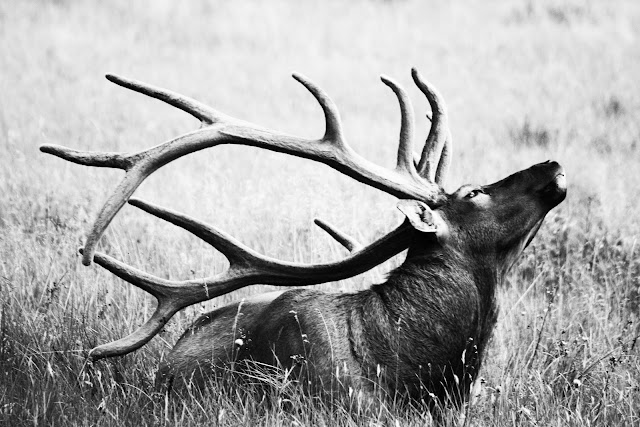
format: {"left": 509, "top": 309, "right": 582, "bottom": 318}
{"left": 400, "top": 160, "right": 566, "bottom": 270}
{"left": 41, "top": 68, "right": 566, "bottom": 408}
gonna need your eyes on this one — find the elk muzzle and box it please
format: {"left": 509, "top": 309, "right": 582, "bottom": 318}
{"left": 533, "top": 160, "right": 567, "bottom": 208}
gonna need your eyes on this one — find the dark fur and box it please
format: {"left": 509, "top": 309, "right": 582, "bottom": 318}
{"left": 158, "top": 161, "right": 566, "bottom": 409}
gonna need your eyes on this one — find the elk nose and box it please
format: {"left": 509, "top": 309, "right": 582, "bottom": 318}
{"left": 537, "top": 160, "right": 559, "bottom": 169}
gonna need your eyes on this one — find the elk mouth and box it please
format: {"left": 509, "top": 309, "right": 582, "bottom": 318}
{"left": 522, "top": 162, "right": 566, "bottom": 248}
{"left": 535, "top": 163, "right": 566, "bottom": 207}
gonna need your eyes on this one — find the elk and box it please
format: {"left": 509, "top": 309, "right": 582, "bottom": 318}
{"left": 41, "top": 68, "right": 566, "bottom": 409}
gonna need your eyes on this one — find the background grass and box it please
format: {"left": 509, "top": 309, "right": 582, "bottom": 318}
{"left": 1, "top": 0, "right": 639, "bottom": 425}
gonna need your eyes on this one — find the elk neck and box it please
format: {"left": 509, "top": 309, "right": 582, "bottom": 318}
{"left": 380, "top": 231, "right": 500, "bottom": 328}
{"left": 349, "top": 231, "right": 501, "bottom": 389}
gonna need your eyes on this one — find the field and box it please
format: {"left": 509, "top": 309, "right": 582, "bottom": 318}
{"left": 1, "top": 0, "right": 640, "bottom": 425}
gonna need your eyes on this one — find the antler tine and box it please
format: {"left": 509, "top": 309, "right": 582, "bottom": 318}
{"left": 411, "top": 68, "right": 451, "bottom": 185}
{"left": 39, "top": 74, "right": 230, "bottom": 170}
{"left": 105, "top": 74, "right": 226, "bottom": 125}
{"left": 380, "top": 75, "right": 417, "bottom": 177}
{"left": 84, "top": 248, "right": 200, "bottom": 359}
{"left": 128, "top": 198, "right": 264, "bottom": 266}
{"left": 39, "top": 145, "right": 132, "bottom": 169}
{"left": 78, "top": 247, "right": 172, "bottom": 298}
{"left": 434, "top": 130, "right": 452, "bottom": 187}
{"left": 90, "top": 299, "right": 178, "bottom": 359}
{"left": 314, "top": 218, "right": 362, "bottom": 252}
{"left": 79, "top": 167, "right": 152, "bottom": 265}
{"left": 292, "top": 73, "right": 345, "bottom": 144}
{"left": 126, "top": 198, "right": 407, "bottom": 280}
{"left": 78, "top": 246, "right": 183, "bottom": 358}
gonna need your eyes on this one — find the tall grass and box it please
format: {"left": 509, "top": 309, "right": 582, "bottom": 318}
{"left": 1, "top": 0, "right": 639, "bottom": 425}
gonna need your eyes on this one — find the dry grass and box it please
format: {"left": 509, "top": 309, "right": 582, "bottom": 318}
{"left": 1, "top": 0, "right": 639, "bottom": 425}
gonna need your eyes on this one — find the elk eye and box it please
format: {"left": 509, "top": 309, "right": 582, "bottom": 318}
{"left": 466, "top": 189, "right": 484, "bottom": 199}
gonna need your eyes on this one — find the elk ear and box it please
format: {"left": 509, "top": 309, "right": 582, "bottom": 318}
{"left": 397, "top": 200, "right": 448, "bottom": 240}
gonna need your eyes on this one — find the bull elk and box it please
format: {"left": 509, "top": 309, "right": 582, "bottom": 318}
{"left": 41, "top": 68, "right": 566, "bottom": 409}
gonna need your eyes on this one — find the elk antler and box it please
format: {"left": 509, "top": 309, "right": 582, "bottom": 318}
{"left": 40, "top": 69, "right": 452, "bottom": 359}
{"left": 314, "top": 218, "right": 363, "bottom": 252}
{"left": 411, "top": 68, "right": 452, "bottom": 187}
{"left": 41, "top": 69, "right": 450, "bottom": 266}
{"left": 82, "top": 198, "right": 412, "bottom": 359}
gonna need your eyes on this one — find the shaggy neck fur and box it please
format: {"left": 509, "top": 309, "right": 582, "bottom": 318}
{"left": 349, "top": 235, "right": 501, "bottom": 405}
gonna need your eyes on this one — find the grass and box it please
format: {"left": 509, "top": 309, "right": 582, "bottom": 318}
{"left": 1, "top": 0, "right": 640, "bottom": 425}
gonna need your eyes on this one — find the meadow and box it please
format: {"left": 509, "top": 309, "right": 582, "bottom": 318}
{"left": 1, "top": 0, "right": 639, "bottom": 425}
